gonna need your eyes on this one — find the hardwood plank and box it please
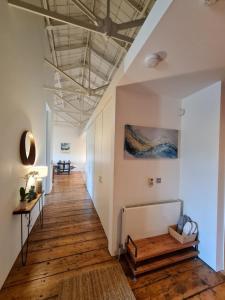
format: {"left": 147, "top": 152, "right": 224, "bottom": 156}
{"left": 43, "top": 208, "right": 95, "bottom": 218}
{"left": 205, "top": 282, "right": 225, "bottom": 299}
{"left": 42, "top": 211, "right": 97, "bottom": 225}
{"left": 4, "top": 248, "right": 112, "bottom": 288}
{"left": 127, "top": 258, "right": 203, "bottom": 290}
{"left": 187, "top": 282, "right": 225, "bottom": 300}
{"left": 32, "top": 216, "right": 100, "bottom": 233}
{"left": 46, "top": 192, "right": 90, "bottom": 202}
{"left": 29, "top": 222, "right": 103, "bottom": 242}
{"left": 0, "top": 261, "right": 118, "bottom": 300}
{"left": 133, "top": 264, "right": 225, "bottom": 300}
{"left": 29, "top": 229, "right": 105, "bottom": 251}
{"left": 187, "top": 289, "right": 216, "bottom": 300}
{"left": 133, "top": 267, "right": 207, "bottom": 299}
{"left": 44, "top": 202, "right": 94, "bottom": 212}
{"left": 45, "top": 197, "right": 91, "bottom": 204}
{"left": 24, "top": 238, "right": 108, "bottom": 265}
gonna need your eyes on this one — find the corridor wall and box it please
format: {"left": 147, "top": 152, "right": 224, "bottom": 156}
{"left": 180, "top": 82, "right": 225, "bottom": 271}
{"left": 0, "top": 1, "right": 53, "bottom": 288}
{"left": 112, "top": 84, "right": 181, "bottom": 255}
{"left": 85, "top": 97, "right": 116, "bottom": 245}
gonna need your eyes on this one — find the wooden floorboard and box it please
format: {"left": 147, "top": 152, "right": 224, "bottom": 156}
{"left": 28, "top": 229, "right": 105, "bottom": 252}
{"left": 1, "top": 172, "right": 225, "bottom": 299}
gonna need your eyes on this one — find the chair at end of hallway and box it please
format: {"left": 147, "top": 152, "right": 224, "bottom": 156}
{"left": 57, "top": 161, "right": 71, "bottom": 175}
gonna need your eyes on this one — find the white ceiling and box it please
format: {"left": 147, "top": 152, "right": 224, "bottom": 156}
{"left": 123, "top": 68, "right": 225, "bottom": 99}
{"left": 120, "top": 0, "right": 225, "bottom": 87}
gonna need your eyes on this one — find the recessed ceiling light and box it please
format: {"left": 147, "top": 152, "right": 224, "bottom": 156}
{"left": 144, "top": 51, "right": 167, "bottom": 68}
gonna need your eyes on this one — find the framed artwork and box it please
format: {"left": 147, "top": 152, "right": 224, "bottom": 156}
{"left": 61, "top": 143, "right": 71, "bottom": 153}
{"left": 124, "top": 124, "right": 178, "bottom": 159}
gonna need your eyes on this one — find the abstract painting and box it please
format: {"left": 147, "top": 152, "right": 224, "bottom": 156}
{"left": 61, "top": 143, "right": 71, "bottom": 153}
{"left": 124, "top": 125, "right": 178, "bottom": 159}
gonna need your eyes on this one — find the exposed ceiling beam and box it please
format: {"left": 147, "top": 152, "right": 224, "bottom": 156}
{"left": 55, "top": 109, "right": 89, "bottom": 125}
{"left": 55, "top": 44, "right": 115, "bottom": 67}
{"left": 54, "top": 92, "right": 95, "bottom": 112}
{"left": 54, "top": 112, "right": 79, "bottom": 127}
{"left": 46, "top": 17, "right": 89, "bottom": 29}
{"left": 54, "top": 88, "right": 97, "bottom": 107}
{"left": 60, "top": 62, "right": 108, "bottom": 82}
{"left": 45, "top": 86, "right": 101, "bottom": 102}
{"left": 42, "top": 1, "right": 57, "bottom": 66}
{"left": 51, "top": 81, "right": 101, "bottom": 98}
{"left": 116, "top": 18, "right": 146, "bottom": 31}
{"left": 44, "top": 85, "right": 79, "bottom": 95}
{"left": 44, "top": 58, "right": 87, "bottom": 92}
{"left": 54, "top": 109, "right": 91, "bottom": 116}
{"left": 45, "top": 21, "right": 128, "bottom": 52}
{"left": 58, "top": 76, "right": 107, "bottom": 96}
{"left": 70, "top": 0, "right": 100, "bottom": 26}
{"left": 65, "top": 97, "right": 98, "bottom": 110}
{"left": 106, "top": 0, "right": 152, "bottom": 83}
{"left": 45, "top": 59, "right": 107, "bottom": 97}
{"left": 87, "top": 46, "right": 116, "bottom": 67}
{"left": 125, "top": 0, "right": 143, "bottom": 13}
{"left": 93, "top": 84, "right": 109, "bottom": 93}
{"left": 42, "top": 0, "right": 63, "bottom": 93}
{"left": 8, "top": 0, "right": 97, "bottom": 31}
{"left": 66, "top": 75, "right": 107, "bottom": 94}
{"left": 55, "top": 43, "right": 84, "bottom": 52}
{"left": 8, "top": 0, "right": 135, "bottom": 44}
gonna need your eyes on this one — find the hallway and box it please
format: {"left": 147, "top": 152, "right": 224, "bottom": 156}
{"left": 1, "top": 172, "right": 225, "bottom": 299}
{"left": 0, "top": 173, "right": 116, "bottom": 299}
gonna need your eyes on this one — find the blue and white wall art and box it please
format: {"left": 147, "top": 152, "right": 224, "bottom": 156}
{"left": 61, "top": 142, "right": 71, "bottom": 153}
{"left": 124, "top": 125, "right": 178, "bottom": 159}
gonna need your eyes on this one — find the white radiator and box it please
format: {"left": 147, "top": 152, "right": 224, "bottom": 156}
{"left": 121, "top": 200, "right": 182, "bottom": 247}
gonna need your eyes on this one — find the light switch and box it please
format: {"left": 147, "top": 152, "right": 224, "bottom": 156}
{"left": 148, "top": 178, "right": 154, "bottom": 187}
{"left": 156, "top": 178, "right": 162, "bottom": 184}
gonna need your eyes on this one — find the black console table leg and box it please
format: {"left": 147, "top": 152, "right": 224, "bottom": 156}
{"left": 41, "top": 195, "right": 44, "bottom": 228}
{"left": 21, "top": 213, "right": 31, "bottom": 266}
{"left": 20, "top": 215, "right": 23, "bottom": 265}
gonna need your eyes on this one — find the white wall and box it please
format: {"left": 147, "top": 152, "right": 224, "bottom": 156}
{"left": 46, "top": 104, "right": 53, "bottom": 194}
{"left": 85, "top": 79, "right": 225, "bottom": 266}
{"left": 180, "top": 82, "right": 224, "bottom": 271}
{"left": 0, "top": 1, "right": 53, "bottom": 288}
{"left": 85, "top": 97, "right": 116, "bottom": 243}
{"left": 111, "top": 84, "right": 181, "bottom": 255}
{"left": 53, "top": 125, "right": 86, "bottom": 171}
{"left": 86, "top": 123, "right": 95, "bottom": 199}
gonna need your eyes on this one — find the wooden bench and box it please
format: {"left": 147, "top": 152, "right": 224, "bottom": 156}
{"left": 125, "top": 233, "right": 199, "bottom": 279}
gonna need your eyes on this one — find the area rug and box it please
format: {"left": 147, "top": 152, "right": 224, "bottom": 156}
{"left": 58, "top": 263, "right": 135, "bottom": 300}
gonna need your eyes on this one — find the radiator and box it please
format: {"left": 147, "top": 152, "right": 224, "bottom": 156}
{"left": 121, "top": 200, "right": 182, "bottom": 247}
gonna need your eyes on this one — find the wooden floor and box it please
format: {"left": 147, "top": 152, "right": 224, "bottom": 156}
{"left": 1, "top": 172, "right": 225, "bottom": 299}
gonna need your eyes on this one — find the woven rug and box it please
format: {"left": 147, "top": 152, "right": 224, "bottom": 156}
{"left": 58, "top": 263, "right": 135, "bottom": 300}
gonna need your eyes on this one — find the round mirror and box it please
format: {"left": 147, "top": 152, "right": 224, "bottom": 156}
{"left": 20, "top": 131, "right": 36, "bottom": 165}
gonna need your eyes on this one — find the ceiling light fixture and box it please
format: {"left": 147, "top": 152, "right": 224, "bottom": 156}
{"left": 144, "top": 51, "right": 167, "bottom": 68}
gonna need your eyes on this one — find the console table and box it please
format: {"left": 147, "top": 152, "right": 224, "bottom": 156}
{"left": 13, "top": 193, "right": 44, "bottom": 265}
